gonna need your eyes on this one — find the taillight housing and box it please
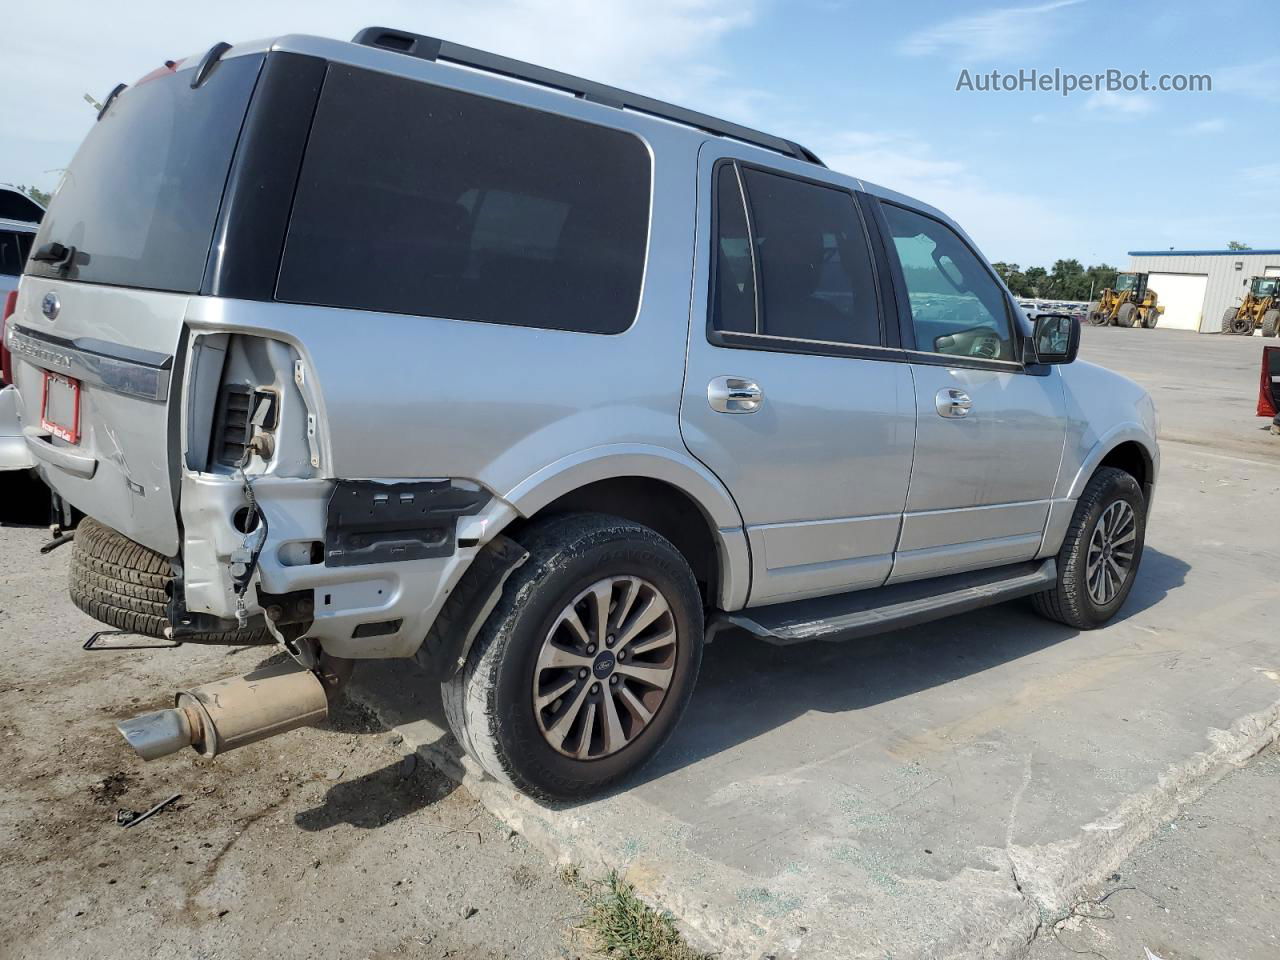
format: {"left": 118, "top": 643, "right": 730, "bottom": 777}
{"left": 1, "top": 290, "right": 16, "bottom": 386}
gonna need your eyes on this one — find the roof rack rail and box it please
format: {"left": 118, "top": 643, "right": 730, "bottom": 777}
{"left": 351, "top": 26, "right": 824, "bottom": 167}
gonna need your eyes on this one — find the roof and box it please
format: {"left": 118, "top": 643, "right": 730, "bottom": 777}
{"left": 1128, "top": 249, "right": 1280, "bottom": 257}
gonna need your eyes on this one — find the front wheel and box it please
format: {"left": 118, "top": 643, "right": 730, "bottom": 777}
{"left": 1032, "top": 467, "right": 1147, "bottom": 629}
{"left": 1117, "top": 303, "right": 1139, "bottom": 327}
{"left": 441, "top": 513, "right": 704, "bottom": 802}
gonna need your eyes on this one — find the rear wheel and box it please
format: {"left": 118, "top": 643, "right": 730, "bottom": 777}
{"left": 1032, "top": 467, "right": 1146, "bottom": 629}
{"left": 1142, "top": 307, "right": 1159, "bottom": 328}
{"left": 441, "top": 513, "right": 704, "bottom": 802}
{"left": 1117, "top": 303, "right": 1139, "bottom": 327}
{"left": 1262, "top": 310, "right": 1279, "bottom": 338}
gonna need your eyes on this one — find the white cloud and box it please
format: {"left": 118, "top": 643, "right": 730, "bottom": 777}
{"left": 0, "top": 0, "right": 761, "bottom": 190}
{"left": 1175, "top": 118, "right": 1226, "bottom": 136}
{"left": 1214, "top": 56, "right": 1280, "bottom": 102}
{"left": 898, "top": 0, "right": 1085, "bottom": 63}
{"left": 1084, "top": 89, "right": 1155, "bottom": 115}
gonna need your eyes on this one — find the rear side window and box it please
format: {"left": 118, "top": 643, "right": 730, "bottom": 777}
{"left": 0, "top": 231, "right": 33, "bottom": 276}
{"left": 277, "top": 66, "right": 651, "bottom": 334}
{"left": 26, "top": 56, "right": 264, "bottom": 292}
{"left": 711, "top": 163, "right": 880, "bottom": 347}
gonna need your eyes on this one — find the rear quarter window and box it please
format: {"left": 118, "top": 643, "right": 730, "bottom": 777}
{"left": 276, "top": 66, "right": 652, "bottom": 334}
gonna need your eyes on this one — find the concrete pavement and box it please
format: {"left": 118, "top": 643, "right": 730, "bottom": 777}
{"left": 352, "top": 326, "right": 1280, "bottom": 958}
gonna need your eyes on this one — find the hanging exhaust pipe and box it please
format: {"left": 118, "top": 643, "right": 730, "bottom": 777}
{"left": 116, "top": 660, "right": 334, "bottom": 761}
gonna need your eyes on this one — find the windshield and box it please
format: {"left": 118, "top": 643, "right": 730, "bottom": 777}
{"left": 1252, "top": 277, "right": 1278, "bottom": 297}
{"left": 26, "top": 55, "right": 263, "bottom": 293}
{"left": 1115, "top": 274, "right": 1137, "bottom": 292}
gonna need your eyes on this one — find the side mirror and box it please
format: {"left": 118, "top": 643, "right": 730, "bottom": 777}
{"left": 1026, "top": 312, "right": 1079, "bottom": 365}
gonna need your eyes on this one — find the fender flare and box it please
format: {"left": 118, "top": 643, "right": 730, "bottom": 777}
{"left": 500, "top": 443, "right": 751, "bottom": 610}
{"left": 1064, "top": 423, "right": 1159, "bottom": 501}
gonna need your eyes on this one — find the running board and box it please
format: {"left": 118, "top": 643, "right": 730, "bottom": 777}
{"left": 716, "top": 559, "right": 1057, "bottom": 646}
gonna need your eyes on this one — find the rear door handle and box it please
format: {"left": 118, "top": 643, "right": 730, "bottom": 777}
{"left": 708, "top": 376, "right": 763, "bottom": 414}
{"left": 935, "top": 388, "right": 972, "bottom": 419}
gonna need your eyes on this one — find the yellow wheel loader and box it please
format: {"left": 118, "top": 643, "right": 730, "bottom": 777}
{"left": 1221, "top": 275, "right": 1280, "bottom": 337}
{"left": 1087, "top": 272, "right": 1163, "bottom": 328}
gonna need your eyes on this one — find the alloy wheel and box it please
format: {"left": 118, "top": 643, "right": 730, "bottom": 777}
{"left": 1086, "top": 500, "right": 1137, "bottom": 605}
{"left": 532, "top": 576, "right": 678, "bottom": 760}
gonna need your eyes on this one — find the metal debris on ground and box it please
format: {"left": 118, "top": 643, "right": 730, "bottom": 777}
{"left": 116, "top": 793, "right": 181, "bottom": 829}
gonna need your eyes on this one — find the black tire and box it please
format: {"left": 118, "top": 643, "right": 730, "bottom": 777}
{"left": 1231, "top": 315, "right": 1256, "bottom": 336}
{"left": 1117, "top": 303, "right": 1139, "bottom": 328}
{"left": 1221, "top": 307, "right": 1238, "bottom": 333}
{"left": 1142, "top": 307, "right": 1159, "bottom": 328}
{"left": 441, "top": 513, "right": 704, "bottom": 802}
{"left": 69, "top": 517, "right": 270, "bottom": 644}
{"left": 1032, "top": 467, "right": 1147, "bottom": 630}
{"left": 1086, "top": 303, "right": 1106, "bottom": 326}
{"left": 1262, "top": 310, "right": 1279, "bottom": 338}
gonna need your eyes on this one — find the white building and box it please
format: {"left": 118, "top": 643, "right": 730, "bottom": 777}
{"left": 1126, "top": 248, "right": 1280, "bottom": 333}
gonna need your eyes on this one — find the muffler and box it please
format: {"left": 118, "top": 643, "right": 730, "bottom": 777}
{"left": 117, "top": 661, "right": 330, "bottom": 761}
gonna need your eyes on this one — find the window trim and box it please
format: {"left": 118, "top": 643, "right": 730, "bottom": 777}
{"left": 871, "top": 197, "right": 1029, "bottom": 373}
{"left": 705, "top": 157, "right": 897, "bottom": 360}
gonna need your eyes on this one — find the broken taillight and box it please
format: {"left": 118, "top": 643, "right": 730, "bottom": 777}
{"left": 1, "top": 290, "right": 17, "bottom": 386}
{"left": 1260, "top": 346, "right": 1280, "bottom": 419}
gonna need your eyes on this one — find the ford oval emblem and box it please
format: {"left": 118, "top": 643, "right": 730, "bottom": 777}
{"left": 41, "top": 292, "right": 60, "bottom": 321}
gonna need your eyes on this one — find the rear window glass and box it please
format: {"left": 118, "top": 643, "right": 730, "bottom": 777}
{"left": 276, "top": 66, "right": 651, "bottom": 334}
{"left": 26, "top": 55, "right": 263, "bottom": 293}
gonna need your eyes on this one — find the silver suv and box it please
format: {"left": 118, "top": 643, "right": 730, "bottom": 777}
{"left": 7, "top": 28, "right": 1158, "bottom": 801}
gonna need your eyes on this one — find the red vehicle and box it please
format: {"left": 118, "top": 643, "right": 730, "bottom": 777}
{"left": 1260, "top": 346, "right": 1280, "bottom": 435}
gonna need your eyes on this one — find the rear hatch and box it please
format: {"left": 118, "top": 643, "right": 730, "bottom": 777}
{"left": 8, "top": 51, "right": 264, "bottom": 554}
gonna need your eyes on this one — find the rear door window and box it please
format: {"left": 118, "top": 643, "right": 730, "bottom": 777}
{"left": 710, "top": 163, "right": 881, "bottom": 347}
{"left": 26, "top": 55, "right": 264, "bottom": 293}
{"left": 277, "top": 66, "right": 652, "bottom": 334}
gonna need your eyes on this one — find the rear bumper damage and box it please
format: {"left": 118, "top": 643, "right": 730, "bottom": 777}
{"left": 180, "top": 471, "right": 520, "bottom": 660}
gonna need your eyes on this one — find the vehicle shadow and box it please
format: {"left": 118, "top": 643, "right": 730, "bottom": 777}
{"left": 293, "top": 696, "right": 461, "bottom": 831}
{"left": 293, "top": 755, "right": 459, "bottom": 831}
{"left": 628, "top": 546, "right": 1191, "bottom": 792}
{"left": 327, "top": 548, "right": 1188, "bottom": 813}
{"left": 0, "top": 469, "right": 53, "bottom": 526}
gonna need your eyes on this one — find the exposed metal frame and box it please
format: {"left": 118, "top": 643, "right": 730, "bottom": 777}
{"left": 351, "top": 26, "right": 824, "bottom": 167}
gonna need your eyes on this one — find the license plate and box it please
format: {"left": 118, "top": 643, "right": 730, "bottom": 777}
{"left": 41, "top": 371, "right": 81, "bottom": 444}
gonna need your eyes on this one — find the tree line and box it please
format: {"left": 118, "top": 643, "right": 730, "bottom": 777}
{"left": 990, "top": 259, "right": 1119, "bottom": 302}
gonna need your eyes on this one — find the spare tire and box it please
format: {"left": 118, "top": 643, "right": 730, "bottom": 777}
{"left": 69, "top": 517, "right": 271, "bottom": 644}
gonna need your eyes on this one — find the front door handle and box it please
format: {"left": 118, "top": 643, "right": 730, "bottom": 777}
{"left": 708, "top": 376, "right": 763, "bottom": 414}
{"left": 935, "top": 388, "right": 972, "bottom": 419}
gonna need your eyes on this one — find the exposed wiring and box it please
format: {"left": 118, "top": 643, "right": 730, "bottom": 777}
{"left": 232, "top": 444, "right": 269, "bottom": 628}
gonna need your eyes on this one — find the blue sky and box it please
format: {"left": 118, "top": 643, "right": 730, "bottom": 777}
{"left": 4, "top": 0, "right": 1276, "bottom": 267}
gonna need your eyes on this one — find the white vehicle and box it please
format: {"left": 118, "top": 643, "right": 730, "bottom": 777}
{"left": 1, "top": 190, "right": 44, "bottom": 493}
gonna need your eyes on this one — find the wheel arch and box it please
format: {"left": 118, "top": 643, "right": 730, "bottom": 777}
{"left": 499, "top": 445, "right": 750, "bottom": 611}
{"left": 1066, "top": 428, "right": 1159, "bottom": 504}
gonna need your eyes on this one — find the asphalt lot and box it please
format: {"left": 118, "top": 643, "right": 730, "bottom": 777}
{"left": 2, "top": 325, "right": 1277, "bottom": 959}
